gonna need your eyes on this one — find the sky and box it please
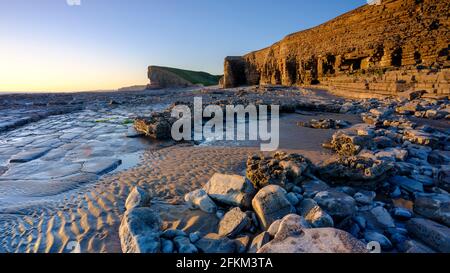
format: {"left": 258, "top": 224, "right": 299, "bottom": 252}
{"left": 0, "top": 0, "right": 368, "bottom": 92}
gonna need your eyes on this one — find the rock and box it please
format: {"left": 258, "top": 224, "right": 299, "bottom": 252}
{"left": 410, "top": 174, "right": 435, "bottom": 187}
{"left": 267, "top": 220, "right": 282, "bottom": 237}
{"left": 428, "top": 150, "right": 450, "bottom": 165}
{"left": 248, "top": 232, "right": 271, "bottom": 253}
{"left": 161, "top": 229, "right": 187, "bottom": 239}
{"left": 313, "top": 190, "right": 356, "bottom": 220}
{"left": 234, "top": 235, "right": 251, "bottom": 253}
{"left": 297, "top": 199, "right": 334, "bottom": 228}
{"left": 375, "top": 148, "right": 408, "bottom": 162}
{"left": 297, "top": 119, "right": 349, "bottom": 129}
{"left": 414, "top": 194, "right": 450, "bottom": 227}
{"left": 10, "top": 147, "right": 52, "bottom": 163}
{"left": 364, "top": 231, "right": 393, "bottom": 250}
{"left": 204, "top": 173, "right": 256, "bottom": 208}
{"left": 354, "top": 191, "right": 376, "bottom": 205}
{"left": 189, "top": 232, "right": 202, "bottom": 243}
{"left": 406, "top": 218, "right": 450, "bottom": 252}
{"left": 259, "top": 227, "right": 367, "bottom": 253}
{"left": 302, "top": 179, "right": 330, "bottom": 198}
{"left": 286, "top": 192, "right": 300, "bottom": 206}
{"left": 81, "top": 158, "right": 122, "bottom": 176}
{"left": 403, "top": 129, "right": 437, "bottom": 147}
{"left": 318, "top": 156, "right": 393, "bottom": 190}
{"left": 273, "top": 214, "right": 310, "bottom": 241}
{"left": 161, "top": 239, "right": 174, "bottom": 253}
{"left": 246, "top": 152, "right": 313, "bottom": 188}
{"left": 389, "top": 176, "right": 424, "bottom": 193}
{"left": 174, "top": 236, "right": 198, "bottom": 253}
{"left": 218, "top": 207, "right": 251, "bottom": 238}
{"left": 328, "top": 128, "right": 372, "bottom": 156}
{"left": 134, "top": 111, "right": 175, "bottom": 140}
{"left": 125, "top": 187, "right": 151, "bottom": 210}
{"left": 362, "top": 206, "right": 396, "bottom": 230}
{"left": 126, "top": 126, "right": 143, "bottom": 138}
{"left": 438, "top": 168, "right": 450, "bottom": 192}
{"left": 184, "top": 189, "right": 217, "bottom": 214}
{"left": 392, "top": 208, "right": 413, "bottom": 220}
{"left": 119, "top": 207, "right": 162, "bottom": 253}
{"left": 195, "top": 233, "right": 236, "bottom": 253}
{"left": 398, "top": 240, "right": 435, "bottom": 253}
{"left": 252, "top": 185, "right": 295, "bottom": 230}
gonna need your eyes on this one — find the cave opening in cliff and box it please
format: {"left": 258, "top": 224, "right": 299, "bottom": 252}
{"left": 391, "top": 48, "right": 403, "bottom": 67}
{"left": 414, "top": 51, "right": 422, "bottom": 64}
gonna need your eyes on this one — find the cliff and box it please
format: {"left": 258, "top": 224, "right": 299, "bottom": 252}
{"left": 148, "top": 66, "right": 222, "bottom": 88}
{"left": 223, "top": 0, "right": 450, "bottom": 97}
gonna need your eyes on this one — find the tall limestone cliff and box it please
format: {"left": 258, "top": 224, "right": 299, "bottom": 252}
{"left": 223, "top": 0, "right": 449, "bottom": 97}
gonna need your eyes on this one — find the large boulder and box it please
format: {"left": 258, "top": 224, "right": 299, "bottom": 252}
{"left": 218, "top": 207, "right": 251, "bottom": 238}
{"left": 119, "top": 207, "right": 162, "bottom": 253}
{"left": 184, "top": 189, "right": 217, "bottom": 213}
{"left": 414, "top": 194, "right": 450, "bottom": 227}
{"left": 204, "top": 173, "right": 256, "bottom": 208}
{"left": 246, "top": 152, "right": 313, "bottom": 189}
{"left": 406, "top": 218, "right": 450, "bottom": 253}
{"left": 258, "top": 215, "right": 367, "bottom": 253}
{"left": 313, "top": 190, "right": 356, "bottom": 220}
{"left": 248, "top": 232, "right": 271, "bottom": 253}
{"left": 252, "top": 185, "right": 295, "bottom": 230}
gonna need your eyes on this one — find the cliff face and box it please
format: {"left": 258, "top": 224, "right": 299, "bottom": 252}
{"left": 223, "top": 0, "right": 450, "bottom": 97}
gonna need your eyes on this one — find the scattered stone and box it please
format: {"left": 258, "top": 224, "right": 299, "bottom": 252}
{"left": 297, "top": 198, "right": 334, "bottom": 228}
{"left": 126, "top": 126, "right": 143, "bottom": 138}
{"left": 414, "top": 193, "right": 450, "bottom": 227}
{"left": 184, "top": 189, "right": 217, "bottom": 214}
{"left": 389, "top": 176, "right": 424, "bottom": 193}
{"left": 328, "top": 129, "right": 372, "bottom": 156}
{"left": 286, "top": 192, "right": 300, "bottom": 206}
{"left": 302, "top": 179, "right": 330, "bottom": 198}
{"left": 189, "top": 232, "right": 202, "bottom": 243}
{"left": 252, "top": 185, "right": 295, "bottom": 230}
{"left": 161, "top": 239, "right": 174, "bottom": 253}
{"left": 362, "top": 206, "right": 396, "bottom": 230}
{"left": 161, "top": 229, "right": 187, "bottom": 239}
{"left": 195, "top": 233, "right": 236, "bottom": 253}
{"left": 354, "top": 191, "right": 376, "bottom": 205}
{"left": 248, "top": 232, "right": 271, "bottom": 253}
{"left": 234, "top": 235, "right": 251, "bottom": 253}
{"left": 313, "top": 190, "right": 356, "bottom": 219}
{"left": 297, "top": 119, "right": 350, "bottom": 129}
{"left": 218, "top": 207, "right": 251, "bottom": 238}
{"left": 438, "top": 168, "right": 450, "bottom": 192}
{"left": 398, "top": 239, "right": 435, "bottom": 253}
{"left": 204, "top": 173, "right": 256, "bottom": 208}
{"left": 364, "top": 231, "right": 393, "bottom": 250}
{"left": 392, "top": 208, "right": 413, "bottom": 220}
{"left": 403, "top": 129, "right": 437, "bottom": 147}
{"left": 406, "top": 218, "right": 450, "bottom": 253}
{"left": 428, "top": 150, "right": 450, "bottom": 165}
{"left": 125, "top": 186, "right": 151, "bottom": 210}
{"left": 119, "top": 207, "right": 162, "bottom": 253}
{"left": 174, "top": 236, "right": 198, "bottom": 253}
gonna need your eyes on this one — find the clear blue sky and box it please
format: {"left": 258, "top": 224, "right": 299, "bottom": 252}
{"left": 0, "top": 0, "right": 367, "bottom": 91}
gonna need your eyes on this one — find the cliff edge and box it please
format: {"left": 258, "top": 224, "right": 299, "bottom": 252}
{"left": 148, "top": 66, "right": 222, "bottom": 88}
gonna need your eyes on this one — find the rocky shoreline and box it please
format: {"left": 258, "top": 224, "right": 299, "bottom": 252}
{"left": 0, "top": 86, "right": 448, "bottom": 253}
